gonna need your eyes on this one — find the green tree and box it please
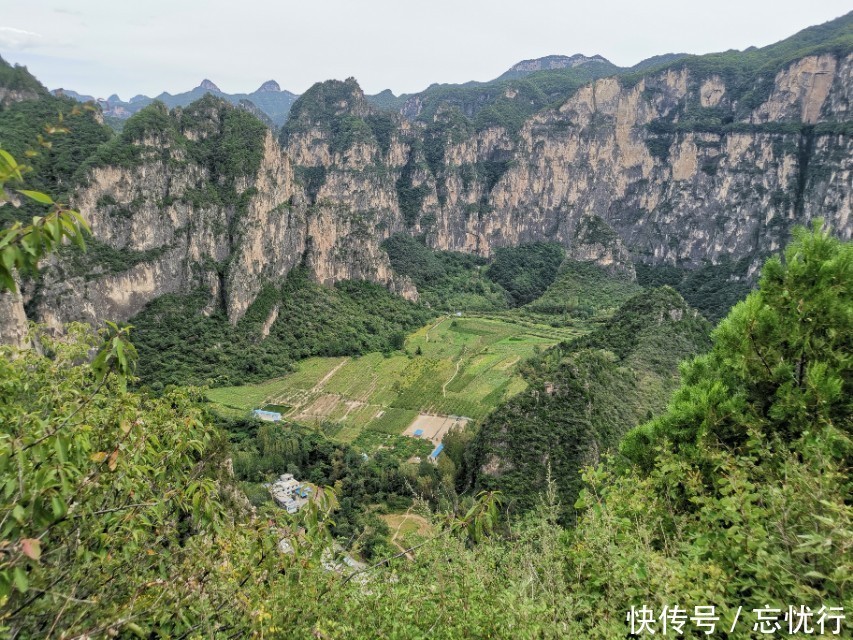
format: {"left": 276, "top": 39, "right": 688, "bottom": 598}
{"left": 0, "top": 149, "right": 89, "bottom": 292}
{"left": 622, "top": 221, "right": 851, "bottom": 470}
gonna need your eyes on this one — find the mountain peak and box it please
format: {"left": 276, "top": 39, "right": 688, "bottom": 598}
{"left": 198, "top": 79, "right": 221, "bottom": 92}
{"left": 499, "top": 54, "right": 615, "bottom": 80}
{"left": 256, "top": 80, "right": 281, "bottom": 93}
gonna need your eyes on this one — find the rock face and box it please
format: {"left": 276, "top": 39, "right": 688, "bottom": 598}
{"left": 500, "top": 54, "right": 614, "bottom": 78}
{"left": 22, "top": 96, "right": 412, "bottom": 333}
{"left": 0, "top": 290, "right": 29, "bottom": 348}
{"left": 3, "top": 47, "right": 852, "bottom": 340}
{"left": 566, "top": 215, "right": 636, "bottom": 279}
{"left": 257, "top": 80, "right": 282, "bottom": 93}
{"left": 198, "top": 79, "right": 221, "bottom": 92}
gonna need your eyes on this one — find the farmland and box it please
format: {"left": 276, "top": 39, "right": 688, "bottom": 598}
{"left": 208, "top": 315, "right": 579, "bottom": 450}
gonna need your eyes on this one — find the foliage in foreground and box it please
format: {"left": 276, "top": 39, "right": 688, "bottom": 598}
{"left": 0, "top": 225, "right": 849, "bottom": 637}
{"left": 290, "top": 225, "right": 852, "bottom": 638}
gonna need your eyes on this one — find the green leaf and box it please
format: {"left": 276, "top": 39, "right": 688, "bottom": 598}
{"left": 0, "top": 148, "right": 18, "bottom": 169}
{"left": 13, "top": 567, "right": 28, "bottom": 593}
{"left": 17, "top": 190, "right": 53, "bottom": 205}
{"left": 51, "top": 495, "right": 65, "bottom": 518}
{"left": 12, "top": 504, "right": 26, "bottom": 523}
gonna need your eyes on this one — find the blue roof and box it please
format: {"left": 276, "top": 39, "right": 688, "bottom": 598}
{"left": 429, "top": 443, "right": 444, "bottom": 459}
{"left": 414, "top": 429, "right": 424, "bottom": 436}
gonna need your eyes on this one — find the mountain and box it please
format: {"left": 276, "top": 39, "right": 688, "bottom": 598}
{"left": 55, "top": 78, "right": 300, "bottom": 127}
{"left": 627, "top": 52, "right": 690, "bottom": 72}
{"left": 371, "top": 55, "right": 623, "bottom": 130}
{"left": 53, "top": 88, "right": 96, "bottom": 102}
{"left": 496, "top": 53, "right": 618, "bottom": 80}
{"left": 1, "top": 15, "right": 851, "bottom": 637}
{"left": 1, "top": 13, "right": 851, "bottom": 349}
{"left": 0, "top": 55, "right": 48, "bottom": 105}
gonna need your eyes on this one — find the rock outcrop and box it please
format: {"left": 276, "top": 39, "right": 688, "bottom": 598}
{"left": 2, "top": 40, "right": 851, "bottom": 340}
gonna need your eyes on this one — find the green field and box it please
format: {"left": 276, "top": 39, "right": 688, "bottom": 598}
{"left": 207, "top": 315, "right": 579, "bottom": 445}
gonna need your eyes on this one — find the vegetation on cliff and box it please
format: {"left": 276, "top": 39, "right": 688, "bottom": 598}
{"left": 526, "top": 260, "right": 642, "bottom": 319}
{"left": 382, "top": 234, "right": 508, "bottom": 311}
{"left": 485, "top": 242, "right": 565, "bottom": 306}
{"left": 130, "top": 268, "right": 434, "bottom": 389}
{"left": 382, "top": 235, "right": 568, "bottom": 312}
{"left": 77, "top": 96, "right": 267, "bottom": 190}
{"left": 636, "top": 258, "right": 754, "bottom": 322}
{"left": 0, "top": 94, "right": 111, "bottom": 226}
{"left": 0, "top": 56, "right": 46, "bottom": 98}
{"left": 280, "top": 78, "right": 387, "bottom": 157}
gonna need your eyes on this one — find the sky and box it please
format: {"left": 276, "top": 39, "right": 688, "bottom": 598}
{"left": 1, "top": 1, "right": 850, "bottom": 100}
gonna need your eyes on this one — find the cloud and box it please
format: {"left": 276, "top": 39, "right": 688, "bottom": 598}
{"left": 0, "top": 26, "right": 43, "bottom": 50}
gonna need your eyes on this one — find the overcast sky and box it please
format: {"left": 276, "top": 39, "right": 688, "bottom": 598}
{"left": 1, "top": 1, "right": 850, "bottom": 100}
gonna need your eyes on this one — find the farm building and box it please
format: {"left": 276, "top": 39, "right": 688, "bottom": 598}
{"left": 428, "top": 443, "right": 444, "bottom": 463}
{"left": 268, "top": 473, "right": 312, "bottom": 514}
{"left": 253, "top": 409, "right": 282, "bottom": 422}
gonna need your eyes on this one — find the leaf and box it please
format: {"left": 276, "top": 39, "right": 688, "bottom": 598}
{"left": 0, "top": 148, "right": 18, "bottom": 169}
{"left": 17, "top": 190, "right": 53, "bottom": 205}
{"left": 91, "top": 451, "right": 108, "bottom": 463}
{"left": 13, "top": 567, "right": 28, "bottom": 593}
{"left": 12, "top": 504, "right": 26, "bottom": 523}
{"left": 108, "top": 450, "right": 119, "bottom": 471}
{"left": 51, "top": 495, "right": 65, "bottom": 518}
{"left": 21, "top": 538, "right": 41, "bottom": 561}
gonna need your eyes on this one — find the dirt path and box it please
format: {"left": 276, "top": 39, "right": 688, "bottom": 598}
{"left": 312, "top": 358, "right": 349, "bottom": 393}
{"left": 442, "top": 347, "right": 466, "bottom": 397}
{"left": 390, "top": 539, "right": 413, "bottom": 560}
{"left": 338, "top": 400, "right": 365, "bottom": 422}
{"left": 424, "top": 316, "right": 447, "bottom": 343}
{"left": 383, "top": 512, "right": 432, "bottom": 560}
{"left": 443, "top": 357, "right": 463, "bottom": 397}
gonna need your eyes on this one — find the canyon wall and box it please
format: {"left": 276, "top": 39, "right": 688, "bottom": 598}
{"left": 5, "top": 51, "right": 852, "bottom": 337}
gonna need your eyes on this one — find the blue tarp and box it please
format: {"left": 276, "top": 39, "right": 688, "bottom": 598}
{"left": 414, "top": 429, "right": 424, "bottom": 437}
{"left": 429, "top": 443, "right": 444, "bottom": 459}
{"left": 253, "top": 409, "right": 282, "bottom": 421}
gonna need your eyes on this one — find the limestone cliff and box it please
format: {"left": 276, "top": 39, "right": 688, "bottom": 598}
{"left": 24, "top": 95, "right": 412, "bottom": 333}
{"left": 285, "top": 53, "right": 850, "bottom": 280}
{"left": 2, "top": 22, "right": 852, "bottom": 338}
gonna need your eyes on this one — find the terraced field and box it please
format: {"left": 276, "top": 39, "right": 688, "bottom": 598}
{"left": 208, "top": 315, "right": 579, "bottom": 447}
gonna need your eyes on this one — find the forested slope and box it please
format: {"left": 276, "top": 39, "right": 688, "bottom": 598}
{"left": 466, "top": 286, "right": 712, "bottom": 517}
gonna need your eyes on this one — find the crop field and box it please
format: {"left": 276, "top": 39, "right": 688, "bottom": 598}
{"left": 403, "top": 414, "right": 468, "bottom": 444}
{"left": 208, "top": 315, "right": 579, "bottom": 449}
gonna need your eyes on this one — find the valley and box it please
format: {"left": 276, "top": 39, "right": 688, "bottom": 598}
{"left": 0, "top": 7, "right": 850, "bottom": 637}
{"left": 208, "top": 314, "right": 579, "bottom": 451}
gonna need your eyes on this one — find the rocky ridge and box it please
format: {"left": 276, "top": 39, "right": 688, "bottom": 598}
{"left": 2, "top": 16, "right": 852, "bottom": 344}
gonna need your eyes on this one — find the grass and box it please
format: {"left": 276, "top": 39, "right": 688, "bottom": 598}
{"left": 207, "top": 315, "right": 580, "bottom": 448}
{"left": 380, "top": 512, "right": 434, "bottom": 549}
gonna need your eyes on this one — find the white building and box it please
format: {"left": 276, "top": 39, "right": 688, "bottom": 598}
{"left": 268, "top": 473, "right": 312, "bottom": 514}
